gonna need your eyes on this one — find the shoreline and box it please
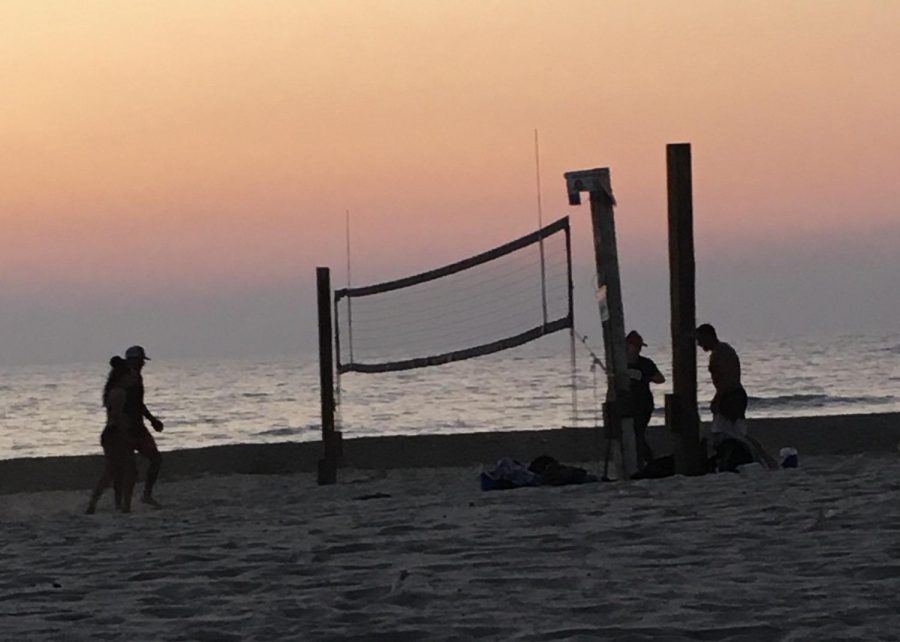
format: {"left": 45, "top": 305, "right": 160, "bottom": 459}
{"left": 1, "top": 411, "right": 898, "bottom": 495}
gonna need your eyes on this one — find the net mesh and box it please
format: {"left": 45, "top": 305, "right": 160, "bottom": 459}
{"left": 335, "top": 217, "right": 572, "bottom": 374}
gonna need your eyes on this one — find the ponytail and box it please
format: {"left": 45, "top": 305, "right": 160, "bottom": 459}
{"left": 103, "top": 356, "right": 129, "bottom": 406}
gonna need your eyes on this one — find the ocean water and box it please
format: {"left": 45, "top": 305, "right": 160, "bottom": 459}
{"left": 1, "top": 332, "right": 898, "bottom": 460}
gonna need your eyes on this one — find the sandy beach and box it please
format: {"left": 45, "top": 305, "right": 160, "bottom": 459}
{"left": 3, "top": 453, "right": 900, "bottom": 641}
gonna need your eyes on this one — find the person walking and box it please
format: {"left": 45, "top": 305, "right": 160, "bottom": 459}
{"left": 86, "top": 356, "right": 138, "bottom": 514}
{"left": 124, "top": 345, "right": 165, "bottom": 507}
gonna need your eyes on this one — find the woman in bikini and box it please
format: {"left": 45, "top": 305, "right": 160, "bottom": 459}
{"left": 85, "top": 356, "right": 139, "bottom": 514}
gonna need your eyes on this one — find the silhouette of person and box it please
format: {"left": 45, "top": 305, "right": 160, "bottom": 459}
{"left": 696, "top": 323, "right": 753, "bottom": 471}
{"left": 625, "top": 330, "right": 665, "bottom": 467}
{"left": 124, "top": 345, "right": 165, "bottom": 507}
{"left": 86, "top": 356, "right": 138, "bottom": 514}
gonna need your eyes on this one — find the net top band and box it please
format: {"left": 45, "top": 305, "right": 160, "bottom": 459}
{"left": 335, "top": 216, "right": 569, "bottom": 300}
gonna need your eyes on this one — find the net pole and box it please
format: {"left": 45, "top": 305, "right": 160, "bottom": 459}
{"left": 588, "top": 178, "right": 637, "bottom": 479}
{"left": 317, "top": 266, "right": 338, "bottom": 485}
{"left": 565, "top": 169, "right": 637, "bottom": 480}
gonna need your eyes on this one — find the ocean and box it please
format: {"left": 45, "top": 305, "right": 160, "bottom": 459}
{"left": 1, "top": 332, "right": 898, "bottom": 460}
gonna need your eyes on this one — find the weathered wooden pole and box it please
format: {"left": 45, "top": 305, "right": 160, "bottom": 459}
{"left": 564, "top": 168, "right": 638, "bottom": 480}
{"left": 665, "top": 143, "right": 703, "bottom": 475}
{"left": 316, "top": 266, "right": 339, "bottom": 485}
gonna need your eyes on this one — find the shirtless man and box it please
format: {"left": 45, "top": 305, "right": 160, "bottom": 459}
{"left": 696, "top": 324, "right": 752, "bottom": 471}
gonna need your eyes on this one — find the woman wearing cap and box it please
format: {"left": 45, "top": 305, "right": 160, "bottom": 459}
{"left": 625, "top": 330, "right": 665, "bottom": 468}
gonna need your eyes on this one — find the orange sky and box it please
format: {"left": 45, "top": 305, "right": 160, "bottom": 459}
{"left": 1, "top": 1, "right": 899, "bottom": 360}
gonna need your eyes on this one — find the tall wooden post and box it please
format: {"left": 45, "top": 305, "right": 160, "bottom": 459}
{"left": 565, "top": 169, "right": 638, "bottom": 480}
{"left": 317, "top": 267, "right": 339, "bottom": 485}
{"left": 665, "top": 144, "right": 703, "bottom": 475}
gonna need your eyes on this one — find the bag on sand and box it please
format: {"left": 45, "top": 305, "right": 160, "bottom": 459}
{"left": 480, "top": 458, "right": 540, "bottom": 491}
{"left": 528, "top": 455, "right": 597, "bottom": 486}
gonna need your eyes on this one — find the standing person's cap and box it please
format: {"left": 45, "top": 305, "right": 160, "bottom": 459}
{"left": 625, "top": 331, "right": 647, "bottom": 347}
{"left": 125, "top": 345, "right": 151, "bottom": 361}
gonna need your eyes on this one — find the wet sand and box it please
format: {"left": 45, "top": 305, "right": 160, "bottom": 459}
{"left": 2, "top": 412, "right": 899, "bottom": 495}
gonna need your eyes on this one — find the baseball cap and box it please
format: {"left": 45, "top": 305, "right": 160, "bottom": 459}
{"left": 625, "top": 331, "right": 647, "bottom": 347}
{"left": 125, "top": 345, "right": 151, "bottom": 361}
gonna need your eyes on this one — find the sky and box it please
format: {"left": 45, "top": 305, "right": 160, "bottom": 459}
{"left": 1, "top": 0, "right": 898, "bottom": 365}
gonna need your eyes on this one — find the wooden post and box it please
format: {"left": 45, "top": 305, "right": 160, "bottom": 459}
{"left": 317, "top": 266, "right": 339, "bottom": 485}
{"left": 666, "top": 144, "right": 703, "bottom": 475}
{"left": 565, "top": 169, "right": 638, "bottom": 480}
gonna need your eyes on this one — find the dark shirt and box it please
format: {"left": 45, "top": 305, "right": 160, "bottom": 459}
{"left": 123, "top": 375, "right": 145, "bottom": 426}
{"left": 630, "top": 355, "right": 661, "bottom": 415}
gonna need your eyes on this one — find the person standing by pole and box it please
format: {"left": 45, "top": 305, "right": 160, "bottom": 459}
{"left": 695, "top": 324, "right": 746, "bottom": 437}
{"left": 625, "top": 330, "right": 665, "bottom": 467}
{"left": 124, "top": 345, "right": 165, "bottom": 507}
{"left": 696, "top": 324, "right": 758, "bottom": 472}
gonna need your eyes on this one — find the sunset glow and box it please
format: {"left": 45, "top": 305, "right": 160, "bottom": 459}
{"left": 2, "top": 1, "right": 898, "bottom": 361}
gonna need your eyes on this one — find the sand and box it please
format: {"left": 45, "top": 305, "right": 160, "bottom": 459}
{"left": 2, "top": 454, "right": 900, "bottom": 641}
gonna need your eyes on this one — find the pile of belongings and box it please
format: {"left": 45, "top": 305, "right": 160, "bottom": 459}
{"left": 631, "top": 439, "right": 799, "bottom": 480}
{"left": 480, "top": 455, "right": 598, "bottom": 491}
